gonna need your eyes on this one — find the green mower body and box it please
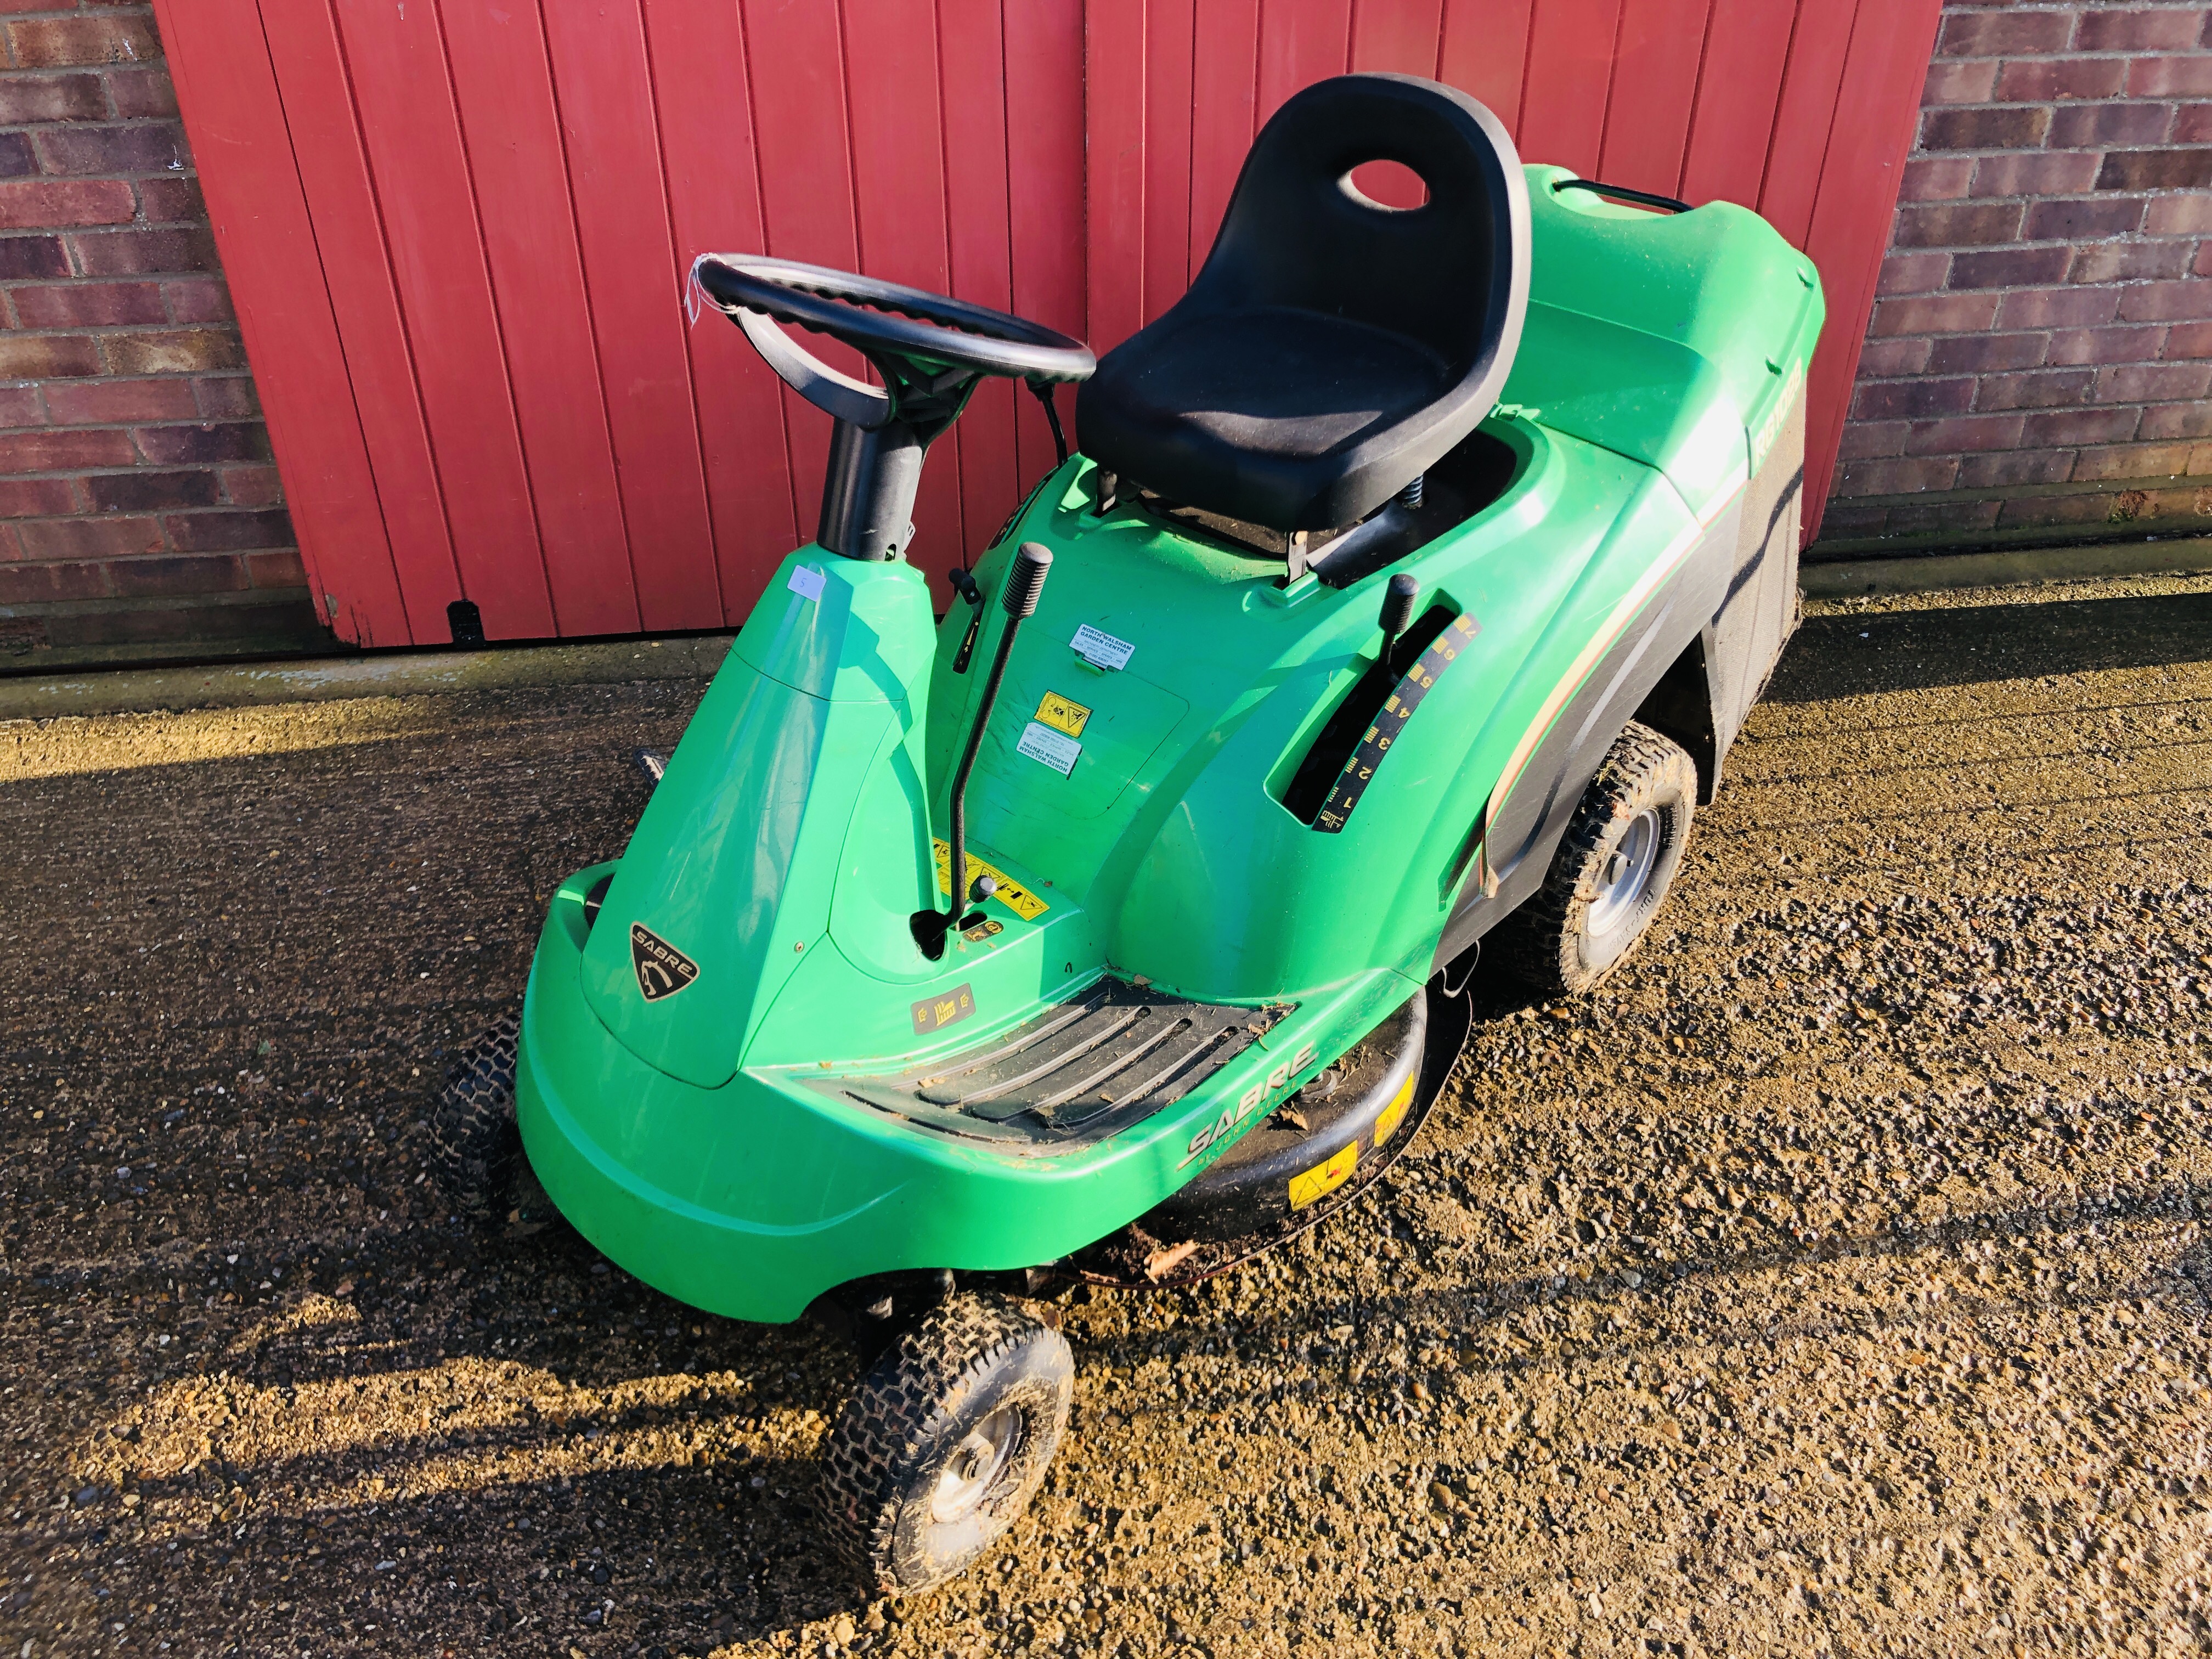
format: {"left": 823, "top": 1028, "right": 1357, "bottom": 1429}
{"left": 514, "top": 165, "right": 1823, "bottom": 1325}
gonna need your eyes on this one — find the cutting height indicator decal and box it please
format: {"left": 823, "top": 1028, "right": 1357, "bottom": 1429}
{"left": 1314, "top": 613, "right": 1481, "bottom": 834}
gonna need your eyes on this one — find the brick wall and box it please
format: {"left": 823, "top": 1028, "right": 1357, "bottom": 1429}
{"left": 0, "top": 2, "right": 320, "bottom": 668}
{"left": 1820, "top": 1, "right": 2212, "bottom": 558}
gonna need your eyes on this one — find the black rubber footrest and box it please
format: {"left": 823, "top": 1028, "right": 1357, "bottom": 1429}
{"left": 821, "top": 978, "right": 1290, "bottom": 1149}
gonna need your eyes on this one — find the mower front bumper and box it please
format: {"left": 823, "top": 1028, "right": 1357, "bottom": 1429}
{"left": 515, "top": 867, "right": 1407, "bottom": 1324}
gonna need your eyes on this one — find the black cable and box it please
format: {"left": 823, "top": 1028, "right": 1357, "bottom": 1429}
{"left": 1028, "top": 378, "right": 1069, "bottom": 466}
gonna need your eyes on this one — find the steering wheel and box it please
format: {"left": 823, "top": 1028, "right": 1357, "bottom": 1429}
{"left": 693, "top": 255, "right": 1094, "bottom": 433}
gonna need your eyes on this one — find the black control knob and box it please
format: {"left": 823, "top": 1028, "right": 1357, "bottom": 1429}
{"left": 1379, "top": 572, "right": 1419, "bottom": 673}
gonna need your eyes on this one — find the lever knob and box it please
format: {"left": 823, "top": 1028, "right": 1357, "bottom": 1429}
{"left": 1002, "top": 541, "right": 1053, "bottom": 617}
{"left": 1379, "top": 572, "right": 1419, "bottom": 637}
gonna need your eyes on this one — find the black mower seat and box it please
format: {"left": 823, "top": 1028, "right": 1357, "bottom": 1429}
{"left": 1077, "top": 74, "right": 1529, "bottom": 535}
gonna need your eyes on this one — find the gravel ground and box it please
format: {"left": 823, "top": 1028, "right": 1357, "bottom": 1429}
{"left": 2, "top": 574, "right": 2209, "bottom": 1658}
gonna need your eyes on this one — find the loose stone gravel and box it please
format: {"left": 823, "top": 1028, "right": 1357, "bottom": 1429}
{"left": 2, "top": 574, "right": 2209, "bottom": 1658}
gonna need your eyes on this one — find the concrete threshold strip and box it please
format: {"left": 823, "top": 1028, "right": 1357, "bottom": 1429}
{"left": 3, "top": 532, "right": 2207, "bottom": 723}
{"left": 0, "top": 633, "right": 736, "bottom": 723}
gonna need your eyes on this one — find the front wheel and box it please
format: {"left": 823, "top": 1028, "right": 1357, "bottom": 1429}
{"left": 1494, "top": 721, "right": 1697, "bottom": 996}
{"left": 819, "top": 1292, "right": 1074, "bottom": 1594}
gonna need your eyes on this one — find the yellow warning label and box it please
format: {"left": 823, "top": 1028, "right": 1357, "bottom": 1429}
{"left": 932, "top": 839, "right": 1049, "bottom": 921}
{"left": 1371, "top": 1074, "right": 1415, "bottom": 1149}
{"left": 1288, "top": 1141, "right": 1359, "bottom": 1211}
{"left": 1035, "top": 690, "right": 1091, "bottom": 738}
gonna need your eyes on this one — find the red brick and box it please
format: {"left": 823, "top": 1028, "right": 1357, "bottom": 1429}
{"left": 104, "top": 552, "right": 245, "bottom": 599}
{"left": 1816, "top": 505, "right": 1890, "bottom": 539}
{"left": 0, "top": 475, "right": 74, "bottom": 516}
{"left": 2119, "top": 280, "right": 2212, "bottom": 320}
{"left": 106, "top": 69, "right": 178, "bottom": 122}
{"left": 2192, "top": 440, "right": 2212, "bottom": 473}
{"left": 2162, "top": 320, "right": 2212, "bottom": 357}
{"left": 1997, "top": 57, "right": 2127, "bottom": 102}
{"left": 1895, "top": 202, "right": 2023, "bottom": 246}
{"left": 1926, "top": 332, "right": 2047, "bottom": 373}
{"left": 162, "top": 278, "right": 231, "bottom": 323}
{"left": 0, "top": 426, "right": 132, "bottom": 473}
{"left": 2077, "top": 8, "right": 2204, "bottom": 51}
{"left": 2146, "top": 192, "right": 2212, "bottom": 234}
{"left": 1995, "top": 490, "right": 2131, "bottom": 529}
{"left": 8, "top": 278, "right": 163, "bottom": 326}
{"left": 0, "top": 177, "right": 134, "bottom": 229}
{"left": 1834, "top": 458, "right": 1962, "bottom": 496}
{"left": 1903, "top": 414, "right": 2027, "bottom": 455}
{"left": 2071, "top": 441, "right": 2197, "bottom": 478}
{"left": 192, "top": 374, "right": 258, "bottom": 419}
{"left": 1949, "top": 245, "right": 2072, "bottom": 288}
{"left": 1938, "top": 10, "right": 2073, "bottom": 55}
{"left": 1851, "top": 376, "right": 1976, "bottom": 420}
{"left": 1856, "top": 337, "right": 1933, "bottom": 377}
{"left": 69, "top": 224, "right": 217, "bottom": 275}
{"left": 1957, "top": 449, "right": 2077, "bottom": 489}
{"left": 2096, "top": 148, "right": 2212, "bottom": 190}
{"left": 1878, "top": 250, "right": 1951, "bottom": 295}
{"left": 0, "top": 234, "right": 67, "bottom": 279}
{"left": 1872, "top": 292, "right": 2004, "bottom": 335}
{"left": 0, "top": 332, "right": 97, "bottom": 379}
{"left": 2138, "top": 400, "right": 2212, "bottom": 438}
{"left": 0, "top": 383, "right": 42, "bottom": 426}
{"left": 2129, "top": 54, "right": 2212, "bottom": 98}
{"left": 2049, "top": 101, "right": 2175, "bottom": 146}
{"left": 135, "top": 177, "right": 204, "bottom": 224}
{"left": 0, "top": 132, "right": 34, "bottom": 180}
{"left": 1972, "top": 367, "right": 2098, "bottom": 409}
{"left": 2024, "top": 196, "right": 2146, "bottom": 239}
{"left": 44, "top": 377, "right": 195, "bottom": 425}
{"left": 1922, "top": 58, "right": 1999, "bottom": 105}
{"left": 2048, "top": 324, "right": 2166, "bottom": 365}
{"left": 2096, "top": 360, "right": 2212, "bottom": 400}
{"left": 1997, "top": 285, "right": 2122, "bottom": 328}
{"left": 1837, "top": 420, "right": 1909, "bottom": 461}
{"left": 101, "top": 328, "right": 243, "bottom": 375}
{"left": 165, "top": 507, "right": 291, "bottom": 551}
{"left": 2198, "top": 240, "right": 2212, "bottom": 276}
{"left": 243, "top": 549, "right": 305, "bottom": 588}
{"left": 2025, "top": 406, "right": 2144, "bottom": 446}
{"left": 88, "top": 468, "right": 219, "bottom": 512}
{"left": 2179, "top": 101, "right": 2212, "bottom": 142}
{"left": 1884, "top": 499, "right": 2004, "bottom": 538}
{"left": 1900, "top": 156, "right": 1976, "bottom": 202}
{"left": 133, "top": 420, "right": 268, "bottom": 465}
{"left": 2069, "top": 240, "right": 2195, "bottom": 283}
{"left": 0, "top": 74, "right": 106, "bottom": 125}
{"left": 13, "top": 515, "right": 161, "bottom": 561}
{"left": 32, "top": 123, "right": 188, "bottom": 177}
{"left": 1921, "top": 106, "right": 2051, "bottom": 151}
{"left": 0, "top": 559, "right": 113, "bottom": 603}
{"left": 1971, "top": 150, "right": 2103, "bottom": 198}
{"left": 6, "top": 16, "right": 162, "bottom": 69}
{"left": 222, "top": 462, "right": 282, "bottom": 506}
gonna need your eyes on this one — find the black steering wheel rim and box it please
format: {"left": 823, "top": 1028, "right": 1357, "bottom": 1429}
{"left": 695, "top": 255, "right": 1093, "bottom": 430}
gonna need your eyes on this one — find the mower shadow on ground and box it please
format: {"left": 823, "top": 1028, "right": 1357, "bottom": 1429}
{"left": 1768, "top": 588, "right": 2212, "bottom": 703}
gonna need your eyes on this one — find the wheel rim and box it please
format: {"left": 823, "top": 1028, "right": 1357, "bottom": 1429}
{"left": 929, "top": 1406, "right": 1023, "bottom": 1526}
{"left": 1588, "top": 809, "right": 1662, "bottom": 937}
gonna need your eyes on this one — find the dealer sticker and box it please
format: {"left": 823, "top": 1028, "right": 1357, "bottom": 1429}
{"left": 787, "top": 563, "right": 825, "bottom": 602}
{"left": 1070, "top": 624, "right": 1134, "bottom": 671}
{"left": 1017, "top": 720, "right": 1081, "bottom": 776}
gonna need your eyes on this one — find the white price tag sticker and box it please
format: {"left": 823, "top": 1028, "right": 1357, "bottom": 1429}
{"left": 1016, "top": 720, "right": 1081, "bottom": 776}
{"left": 787, "top": 564, "right": 826, "bottom": 602}
{"left": 1070, "top": 623, "right": 1135, "bottom": 671}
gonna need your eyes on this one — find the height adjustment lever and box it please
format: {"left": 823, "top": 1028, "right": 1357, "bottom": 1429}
{"left": 948, "top": 565, "right": 985, "bottom": 673}
{"left": 912, "top": 542, "right": 1053, "bottom": 960}
{"left": 1378, "top": 573, "right": 1419, "bottom": 676}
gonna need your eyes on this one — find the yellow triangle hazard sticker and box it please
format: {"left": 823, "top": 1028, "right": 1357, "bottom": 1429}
{"left": 1372, "top": 1074, "right": 1416, "bottom": 1149}
{"left": 1288, "top": 1141, "right": 1358, "bottom": 1211}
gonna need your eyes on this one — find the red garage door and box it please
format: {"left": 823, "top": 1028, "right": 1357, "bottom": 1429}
{"left": 156, "top": 0, "right": 1941, "bottom": 650}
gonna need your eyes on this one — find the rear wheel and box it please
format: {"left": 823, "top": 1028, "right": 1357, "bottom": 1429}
{"left": 1494, "top": 721, "right": 1696, "bottom": 997}
{"left": 819, "top": 1291, "right": 1074, "bottom": 1594}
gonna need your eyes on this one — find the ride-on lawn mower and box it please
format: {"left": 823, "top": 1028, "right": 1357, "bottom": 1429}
{"left": 432, "top": 74, "right": 1822, "bottom": 1593}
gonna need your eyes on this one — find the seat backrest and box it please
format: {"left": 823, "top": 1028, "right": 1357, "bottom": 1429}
{"left": 1194, "top": 74, "right": 1527, "bottom": 385}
